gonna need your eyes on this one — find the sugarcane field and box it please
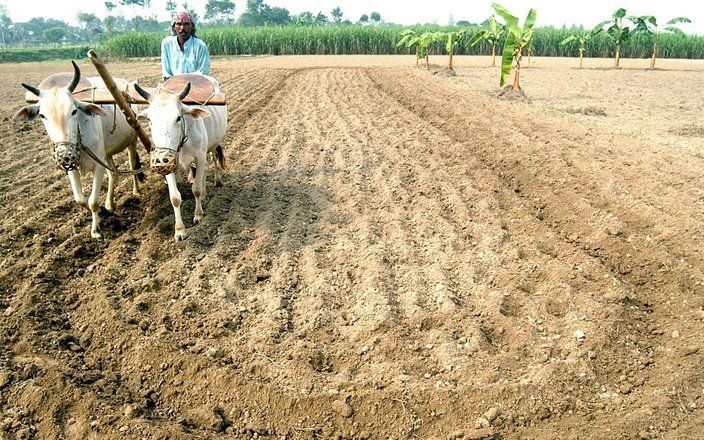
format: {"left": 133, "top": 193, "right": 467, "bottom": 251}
{"left": 2, "top": 1, "right": 704, "bottom": 439}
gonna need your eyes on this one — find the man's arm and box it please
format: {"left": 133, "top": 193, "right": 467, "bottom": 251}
{"left": 196, "top": 41, "right": 211, "bottom": 76}
{"left": 161, "top": 39, "right": 172, "bottom": 80}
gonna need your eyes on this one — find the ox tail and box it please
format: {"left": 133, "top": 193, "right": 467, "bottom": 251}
{"left": 134, "top": 150, "right": 147, "bottom": 183}
{"left": 215, "top": 145, "right": 227, "bottom": 170}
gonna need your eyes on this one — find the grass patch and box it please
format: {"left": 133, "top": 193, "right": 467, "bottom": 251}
{"left": 0, "top": 46, "right": 91, "bottom": 63}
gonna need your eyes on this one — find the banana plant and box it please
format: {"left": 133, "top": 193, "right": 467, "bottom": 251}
{"left": 492, "top": 3, "right": 537, "bottom": 92}
{"left": 484, "top": 15, "right": 506, "bottom": 66}
{"left": 418, "top": 31, "right": 439, "bottom": 69}
{"left": 560, "top": 28, "right": 600, "bottom": 68}
{"left": 396, "top": 29, "right": 421, "bottom": 66}
{"left": 442, "top": 29, "right": 487, "bottom": 70}
{"left": 629, "top": 15, "right": 691, "bottom": 68}
{"left": 594, "top": 8, "right": 632, "bottom": 67}
{"left": 444, "top": 30, "right": 464, "bottom": 70}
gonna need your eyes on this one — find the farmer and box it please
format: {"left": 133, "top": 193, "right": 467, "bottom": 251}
{"left": 161, "top": 10, "right": 211, "bottom": 81}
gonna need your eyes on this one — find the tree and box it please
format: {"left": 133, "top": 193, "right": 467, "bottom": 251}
{"left": 492, "top": 3, "right": 537, "bottom": 93}
{"left": 104, "top": 1, "right": 117, "bottom": 12}
{"left": 77, "top": 12, "right": 103, "bottom": 39}
{"left": 593, "top": 8, "right": 632, "bottom": 67}
{"left": 559, "top": 28, "right": 600, "bottom": 68}
{"left": 442, "top": 29, "right": 486, "bottom": 70}
{"left": 629, "top": 15, "right": 691, "bottom": 68}
{"left": 265, "top": 7, "right": 290, "bottom": 25}
{"left": 396, "top": 29, "right": 421, "bottom": 66}
{"left": 483, "top": 15, "right": 505, "bottom": 67}
{"left": 359, "top": 14, "right": 369, "bottom": 24}
{"left": 239, "top": 0, "right": 290, "bottom": 26}
{"left": 294, "top": 11, "right": 314, "bottom": 26}
{"left": 43, "top": 27, "right": 66, "bottom": 45}
{"left": 165, "top": 0, "right": 177, "bottom": 17}
{"left": 238, "top": 0, "right": 265, "bottom": 26}
{"left": 331, "top": 7, "right": 342, "bottom": 24}
{"left": 313, "top": 12, "right": 328, "bottom": 26}
{"left": 119, "top": 0, "right": 152, "bottom": 31}
{"left": 370, "top": 12, "right": 381, "bottom": 24}
{"left": 205, "top": 0, "right": 236, "bottom": 24}
{"left": 0, "top": 4, "right": 12, "bottom": 47}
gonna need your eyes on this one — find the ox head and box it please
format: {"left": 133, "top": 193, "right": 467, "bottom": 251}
{"left": 12, "top": 61, "right": 106, "bottom": 148}
{"left": 135, "top": 82, "right": 210, "bottom": 151}
{"left": 134, "top": 82, "right": 210, "bottom": 174}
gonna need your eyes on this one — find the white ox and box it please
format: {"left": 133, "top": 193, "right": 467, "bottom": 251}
{"left": 133, "top": 75, "right": 227, "bottom": 242}
{"left": 12, "top": 61, "right": 144, "bottom": 239}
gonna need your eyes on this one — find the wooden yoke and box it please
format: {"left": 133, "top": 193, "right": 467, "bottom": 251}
{"left": 87, "top": 49, "right": 152, "bottom": 153}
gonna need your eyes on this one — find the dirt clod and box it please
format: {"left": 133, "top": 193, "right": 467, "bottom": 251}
{"left": 332, "top": 400, "right": 354, "bottom": 418}
{"left": 1, "top": 56, "right": 703, "bottom": 440}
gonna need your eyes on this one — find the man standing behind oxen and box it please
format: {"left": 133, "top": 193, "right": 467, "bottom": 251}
{"left": 161, "top": 10, "right": 210, "bottom": 81}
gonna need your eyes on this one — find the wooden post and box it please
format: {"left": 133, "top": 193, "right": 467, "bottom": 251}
{"left": 87, "top": 49, "right": 151, "bottom": 153}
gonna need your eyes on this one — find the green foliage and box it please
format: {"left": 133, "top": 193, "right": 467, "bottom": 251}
{"left": 492, "top": 3, "right": 536, "bottom": 87}
{"left": 0, "top": 45, "right": 90, "bottom": 63}
{"left": 331, "top": 7, "right": 343, "bottom": 24}
{"left": 43, "top": 27, "right": 66, "bottom": 44}
{"left": 205, "top": 0, "right": 236, "bottom": 23}
{"left": 485, "top": 15, "right": 505, "bottom": 45}
{"left": 96, "top": 24, "right": 704, "bottom": 60}
{"left": 559, "top": 28, "right": 600, "bottom": 54}
{"left": 594, "top": 8, "right": 631, "bottom": 48}
{"left": 239, "top": 0, "right": 290, "bottom": 26}
{"left": 630, "top": 15, "right": 691, "bottom": 37}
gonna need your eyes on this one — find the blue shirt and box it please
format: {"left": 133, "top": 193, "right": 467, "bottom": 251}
{"left": 161, "top": 35, "right": 211, "bottom": 78}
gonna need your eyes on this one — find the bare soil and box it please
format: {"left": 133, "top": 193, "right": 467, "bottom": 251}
{"left": 1, "top": 55, "right": 704, "bottom": 440}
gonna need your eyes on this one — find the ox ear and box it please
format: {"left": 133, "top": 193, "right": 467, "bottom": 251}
{"left": 77, "top": 102, "right": 107, "bottom": 117}
{"left": 183, "top": 107, "right": 210, "bottom": 119}
{"left": 12, "top": 104, "right": 40, "bottom": 122}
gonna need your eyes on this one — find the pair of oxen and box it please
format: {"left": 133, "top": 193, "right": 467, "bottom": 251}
{"left": 13, "top": 62, "right": 227, "bottom": 241}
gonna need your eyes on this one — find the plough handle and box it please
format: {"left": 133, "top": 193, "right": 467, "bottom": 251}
{"left": 87, "top": 49, "right": 152, "bottom": 153}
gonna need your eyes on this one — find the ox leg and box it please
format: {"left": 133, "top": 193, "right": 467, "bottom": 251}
{"left": 88, "top": 166, "right": 105, "bottom": 239}
{"left": 127, "top": 143, "right": 142, "bottom": 196}
{"left": 67, "top": 170, "right": 87, "bottom": 207}
{"left": 213, "top": 153, "right": 223, "bottom": 187}
{"left": 166, "top": 173, "right": 187, "bottom": 241}
{"left": 192, "top": 156, "right": 207, "bottom": 224}
{"left": 213, "top": 146, "right": 225, "bottom": 187}
{"left": 105, "top": 156, "right": 118, "bottom": 212}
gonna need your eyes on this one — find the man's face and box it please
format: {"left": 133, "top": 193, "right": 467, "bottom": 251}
{"left": 173, "top": 20, "right": 192, "bottom": 40}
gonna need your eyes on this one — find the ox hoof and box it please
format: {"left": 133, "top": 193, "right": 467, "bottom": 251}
{"left": 174, "top": 231, "right": 188, "bottom": 242}
{"left": 91, "top": 231, "right": 103, "bottom": 240}
{"left": 76, "top": 200, "right": 88, "bottom": 208}
{"left": 193, "top": 216, "right": 203, "bottom": 225}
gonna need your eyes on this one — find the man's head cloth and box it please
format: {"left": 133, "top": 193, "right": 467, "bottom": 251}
{"left": 171, "top": 10, "right": 196, "bottom": 35}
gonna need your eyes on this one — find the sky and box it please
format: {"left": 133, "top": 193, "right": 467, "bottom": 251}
{"left": 3, "top": 0, "right": 703, "bottom": 35}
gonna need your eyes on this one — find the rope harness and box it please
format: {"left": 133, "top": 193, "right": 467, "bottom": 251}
{"left": 52, "top": 117, "right": 144, "bottom": 176}
{"left": 149, "top": 112, "right": 191, "bottom": 176}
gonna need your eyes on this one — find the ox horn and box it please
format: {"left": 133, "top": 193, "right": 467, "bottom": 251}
{"left": 133, "top": 83, "right": 152, "bottom": 102}
{"left": 178, "top": 82, "right": 191, "bottom": 101}
{"left": 67, "top": 60, "right": 81, "bottom": 93}
{"left": 21, "top": 83, "right": 41, "bottom": 97}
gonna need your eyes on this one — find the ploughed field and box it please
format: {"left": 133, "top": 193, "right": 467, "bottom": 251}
{"left": 1, "top": 55, "right": 704, "bottom": 439}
